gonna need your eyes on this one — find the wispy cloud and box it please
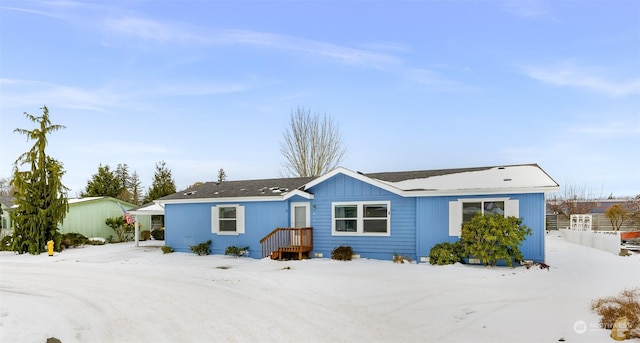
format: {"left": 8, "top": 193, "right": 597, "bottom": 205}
{"left": 522, "top": 63, "right": 640, "bottom": 96}
{"left": 208, "top": 29, "right": 401, "bottom": 70}
{"left": 102, "top": 17, "right": 207, "bottom": 43}
{"left": 0, "top": 79, "right": 121, "bottom": 112}
{"left": 572, "top": 120, "right": 640, "bottom": 136}
{"left": 0, "top": 78, "right": 257, "bottom": 112}
{"left": 500, "top": 0, "right": 553, "bottom": 19}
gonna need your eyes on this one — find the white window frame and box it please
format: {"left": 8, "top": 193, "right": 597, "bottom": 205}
{"left": 449, "top": 197, "right": 519, "bottom": 237}
{"left": 331, "top": 201, "right": 391, "bottom": 236}
{"left": 211, "top": 204, "right": 245, "bottom": 235}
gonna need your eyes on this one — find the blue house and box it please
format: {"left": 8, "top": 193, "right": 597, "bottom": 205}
{"left": 158, "top": 164, "right": 559, "bottom": 262}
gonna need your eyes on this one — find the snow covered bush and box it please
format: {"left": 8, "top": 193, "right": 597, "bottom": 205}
{"left": 225, "top": 246, "right": 249, "bottom": 257}
{"left": 161, "top": 246, "right": 174, "bottom": 254}
{"left": 429, "top": 242, "right": 465, "bottom": 265}
{"left": 460, "top": 214, "right": 531, "bottom": 267}
{"left": 331, "top": 246, "right": 353, "bottom": 261}
{"left": 190, "top": 240, "right": 211, "bottom": 256}
{"left": 61, "top": 232, "right": 88, "bottom": 248}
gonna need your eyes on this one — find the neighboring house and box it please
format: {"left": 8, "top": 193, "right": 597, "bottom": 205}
{"left": 159, "top": 164, "right": 559, "bottom": 263}
{"left": 0, "top": 196, "right": 15, "bottom": 239}
{"left": 547, "top": 198, "right": 638, "bottom": 231}
{"left": 60, "top": 197, "right": 151, "bottom": 241}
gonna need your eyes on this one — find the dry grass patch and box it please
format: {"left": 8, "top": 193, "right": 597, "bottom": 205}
{"left": 591, "top": 288, "right": 640, "bottom": 333}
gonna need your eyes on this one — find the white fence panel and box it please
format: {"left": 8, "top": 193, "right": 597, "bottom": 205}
{"left": 560, "top": 229, "right": 621, "bottom": 255}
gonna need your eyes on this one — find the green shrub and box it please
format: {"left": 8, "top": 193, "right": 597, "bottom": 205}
{"left": 151, "top": 228, "right": 165, "bottom": 240}
{"left": 331, "top": 246, "right": 353, "bottom": 261}
{"left": 105, "top": 217, "right": 134, "bottom": 242}
{"left": 190, "top": 240, "right": 211, "bottom": 256}
{"left": 0, "top": 235, "right": 13, "bottom": 251}
{"left": 140, "top": 230, "right": 151, "bottom": 241}
{"left": 161, "top": 246, "right": 174, "bottom": 254}
{"left": 429, "top": 241, "right": 466, "bottom": 265}
{"left": 61, "top": 232, "right": 89, "bottom": 248}
{"left": 225, "top": 245, "right": 249, "bottom": 257}
{"left": 461, "top": 214, "right": 531, "bottom": 267}
{"left": 87, "top": 238, "right": 106, "bottom": 245}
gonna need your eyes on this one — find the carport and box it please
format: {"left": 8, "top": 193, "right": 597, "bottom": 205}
{"left": 128, "top": 202, "right": 165, "bottom": 247}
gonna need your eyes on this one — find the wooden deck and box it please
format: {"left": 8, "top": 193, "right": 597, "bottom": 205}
{"left": 260, "top": 227, "right": 313, "bottom": 260}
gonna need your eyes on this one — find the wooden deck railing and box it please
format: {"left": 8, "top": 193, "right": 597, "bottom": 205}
{"left": 260, "top": 227, "right": 313, "bottom": 260}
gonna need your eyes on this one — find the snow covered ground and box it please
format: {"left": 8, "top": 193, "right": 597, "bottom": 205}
{"left": 1, "top": 233, "right": 638, "bottom": 343}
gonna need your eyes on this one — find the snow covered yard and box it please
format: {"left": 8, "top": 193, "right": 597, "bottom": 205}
{"left": 1, "top": 233, "right": 638, "bottom": 343}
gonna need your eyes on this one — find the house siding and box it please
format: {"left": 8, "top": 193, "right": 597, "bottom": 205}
{"left": 59, "top": 199, "right": 149, "bottom": 241}
{"left": 165, "top": 201, "right": 290, "bottom": 258}
{"left": 308, "top": 173, "right": 417, "bottom": 261}
{"left": 416, "top": 193, "right": 546, "bottom": 262}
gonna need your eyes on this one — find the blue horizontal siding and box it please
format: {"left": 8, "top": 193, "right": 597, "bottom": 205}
{"left": 165, "top": 201, "right": 289, "bottom": 258}
{"left": 416, "top": 193, "right": 546, "bottom": 262}
{"left": 165, "top": 171, "right": 546, "bottom": 263}
{"left": 308, "top": 174, "right": 417, "bottom": 261}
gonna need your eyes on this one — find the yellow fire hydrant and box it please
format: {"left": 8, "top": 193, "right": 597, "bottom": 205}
{"left": 47, "top": 240, "right": 54, "bottom": 256}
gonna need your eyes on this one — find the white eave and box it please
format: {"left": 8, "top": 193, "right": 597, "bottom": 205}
{"left": 129, "top": 202, "right": 165, "bottom": 216}
{"left": 158, "top": 189, "right": 314, "bottom": 205}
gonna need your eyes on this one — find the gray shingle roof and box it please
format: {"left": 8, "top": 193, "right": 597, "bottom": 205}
{"left": 159, "top": 164, "right": 551, "bottom": 201}
{"left": 363, "top": 165, "right": 496, "bottom": 183}
{"left": 159, "top": 176, "right": 316, "bottom": 201}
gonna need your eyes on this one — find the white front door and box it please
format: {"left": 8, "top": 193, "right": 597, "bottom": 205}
{"left": 290, "top": 202, "right": 310, "bottom": 246}
{"left": 291, "top": 202, "right": 310, "bottom": 228}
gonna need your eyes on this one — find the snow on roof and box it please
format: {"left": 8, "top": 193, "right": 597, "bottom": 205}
{"left": 376, "top": 165, "right": 558, "bottom": 192}
{"left": 129, "top": 202, "right": 165, "bottom": 215}
{"left": 67, "top": 197, "right": 104, "bottom": 204}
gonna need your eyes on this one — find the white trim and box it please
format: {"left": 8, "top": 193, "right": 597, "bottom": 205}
{"left": 448, "top": 197, "right": 519, "bottom": 237}
{"left": 159, "top": 193, "right": 313, "bottom": 205}
{"left": 331, "top": 200, "right": 391, "bottom": 236}
{"left": 283, "top": 189, "right": 314, "bottom": 200}
{"left": 304, "top": 167, "right": 405, "bottom": 196}
{"left": 211, "top": 204, "right": 245, "bottom": 235}
{"left": 290, "top": 202, "right": 310, "bottom": 228}
{"left": 402, "top": 186, "right": 559, "bottom": 197}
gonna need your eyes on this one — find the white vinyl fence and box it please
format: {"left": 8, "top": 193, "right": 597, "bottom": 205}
{"left": 559, "top": 229, "right": 621, "bottom": 254}
{"left": 559, "top": 214, "right": 622, "bottom": 254}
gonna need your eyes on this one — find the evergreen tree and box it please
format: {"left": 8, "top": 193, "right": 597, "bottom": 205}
{"left": 144, "top": 161, "right": 176, "bottom": 202}
{"left": 129, "top": 171, "right": 143, "bottom": 205}
{"left": 115, "top": 163, "right": 132, "bottom": 202}
{"left": 217, "top": 168, "right": 227, "bottom": 183}
{"left": 10, "top": 106, "right": 69, "bottom": 254}
{"left": 81, "top": 164, "right": 122, "bottom": 198}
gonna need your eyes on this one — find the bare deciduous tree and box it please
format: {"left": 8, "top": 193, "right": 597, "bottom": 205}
{"left": 280, "top": 107, "right": 347, "bottom": 177}
{"left": 548, "top": 183, "right": 601, "bottom": 219}
{"left": 625, "top": 195, "right": 640, "bottom": 228}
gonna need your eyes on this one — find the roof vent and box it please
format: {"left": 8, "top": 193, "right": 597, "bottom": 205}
{"left": 498, "top": 167, "right": 506, "bottom": 170}
{"left": 503, "top": 178, "right": 512, "bottom": 182}
{"left": 183, "top": 191, "right": 197, "bottom": 196}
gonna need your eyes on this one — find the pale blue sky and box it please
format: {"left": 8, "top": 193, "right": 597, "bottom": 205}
{"left": 1, "top": 0, "right": 638, "bottom": 197}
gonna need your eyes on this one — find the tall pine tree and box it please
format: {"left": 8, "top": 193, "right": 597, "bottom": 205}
{"left": 10, "top": 106, "right": 69, "bottom": 254}
{"left": 81, "top": 164, "right": 122, "bottom": 198}
{"left": 129, "top": 171, "right": 143, "bottom": 205}
{"left": 144, "top": 161, "right": 176, "bottom": 203}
